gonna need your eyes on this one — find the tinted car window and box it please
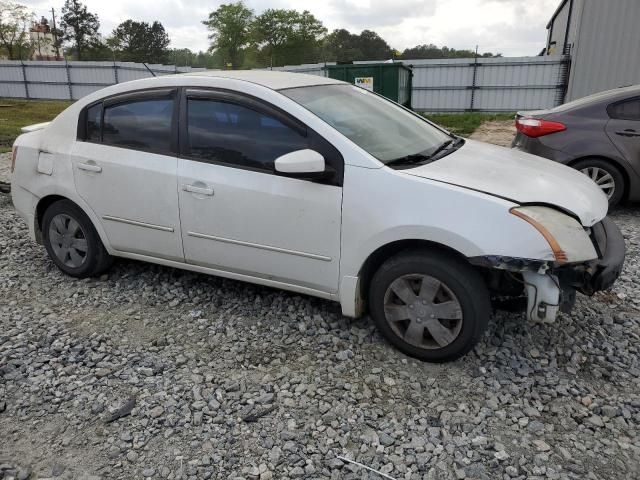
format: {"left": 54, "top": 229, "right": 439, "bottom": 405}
{"left": 186, "top": 99, "right": 307, "bottom": 171}
{"left": 86, "top": 103, "right": 102, "bottom": 141}
{"left": 608, "top": 98, "right": 640, "bottom": 121}
{"left": 102, "top": 98, "right": 173, "bottom": 151}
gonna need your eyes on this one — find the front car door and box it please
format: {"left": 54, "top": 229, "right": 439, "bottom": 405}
{"left": 605, "top": 96, "right": 640, "bottom": 178}
{"left": 71, "top": 88, "right": 184, "bottom": 261}
{"left": 177, "top": 89, "right": 343, "bottom": 294}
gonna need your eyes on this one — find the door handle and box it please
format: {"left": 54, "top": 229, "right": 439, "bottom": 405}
{"left": 78, "top": 162, "right": 102, "bottom": 173}
{"left": 615, "top": 129, "right": 640, "bottom": 137}
{"left": 183, "top": 184, "right": 214, "bottom": 196}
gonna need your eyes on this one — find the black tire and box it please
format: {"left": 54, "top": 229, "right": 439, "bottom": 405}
{"left": 368, "top": 250, "right": 490, "bottom": 362}
{"left": 572, "top": 158, "right": 625, "bottom": 207}
{"left": 42, "top": 199, "right": 113, "bottom": 278}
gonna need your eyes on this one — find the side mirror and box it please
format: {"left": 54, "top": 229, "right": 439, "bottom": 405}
{"left": 274, "top": 149, "right": 327, "bottom": 179}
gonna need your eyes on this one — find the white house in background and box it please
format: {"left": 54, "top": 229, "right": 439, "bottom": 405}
{"left": 30, "top": 17, "right": 59, "bottom": 61}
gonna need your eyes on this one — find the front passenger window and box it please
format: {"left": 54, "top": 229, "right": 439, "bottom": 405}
{"left": 186, "top": 99, "right": 308, "bottom": 171}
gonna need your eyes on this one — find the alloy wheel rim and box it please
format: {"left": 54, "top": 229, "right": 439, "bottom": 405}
{"left": 580, "top": 167, "right": 615, "bottom": 199}
{"left": 383, "top": 274, "right": 463, "bottom": 350}
{"left": 48, "top": 214, "right": 88, "bottom": 268}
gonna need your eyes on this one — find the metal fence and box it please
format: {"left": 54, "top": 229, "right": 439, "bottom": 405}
{"left": 1, "top": 56, "right": 569, "bottom": 112}
{"left": 0, "top": 60, "right": 205, "bottom": 101}
{"left": 267, "top": 56, "right": 570, "bottom": 113}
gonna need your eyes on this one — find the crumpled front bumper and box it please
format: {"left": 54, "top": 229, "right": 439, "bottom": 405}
{"left": 556, "top": 216, "right": 626, "bottom": 295}
{"left": 472, "top": 216, "right": 625, "bottom": 323}
{"left": 586, "top": 217, "right": 626, "bottom": 292}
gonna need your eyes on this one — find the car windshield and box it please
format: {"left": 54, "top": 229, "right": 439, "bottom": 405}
{"left": 281, "top": 84, "right": 452, "bottom": 163}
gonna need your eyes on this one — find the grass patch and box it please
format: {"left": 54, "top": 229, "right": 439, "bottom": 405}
{"left": 424, "top": 112, "right": 515, "bottom": 137}
{"left": 0, "top": 99, "right": 73, "bottom": 153}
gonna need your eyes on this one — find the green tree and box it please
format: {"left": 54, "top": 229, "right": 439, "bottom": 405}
{"left": 253, "top": 9, "right": 325, "bottom": 67}
{"left": 0, "top": 1, "right": 33, "bottom": 60}
{"left": 356, "top": 29, "right": 392, "bottom": 60}
{"left": 83, "top": 37, "right": 113, "bottom": 61}
{"left": 252, "top": 9, "right": 292, "bottom": 67}
{"left": 323, "top": 29, "right": 362, "bottom": 62}
{"left": 202, "top": 1, "right": 253, "bottom": 69}
{"left": 109, "top": 20, "right": 170, "bottom": 63}
{"left": 400, "top": 44, "right": 501, "bottom": 59}
{"left": 61, "top": 0, "right": 100, "bottom": 60}
{"left": 323, "top": 29, "right": 392, "bottom": 63}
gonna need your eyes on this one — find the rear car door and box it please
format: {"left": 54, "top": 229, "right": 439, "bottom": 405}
{"left": 71, "top": 88, "right": 184, "bottom": 261}
{"left": 605, "top": 97, "right": 640, "bottom": 177}
{"left": 177, "top": 89, "right": 343, "bottom": 294}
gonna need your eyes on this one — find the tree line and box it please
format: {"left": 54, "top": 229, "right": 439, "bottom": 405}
{"left": 0, "top": 0, "right": 501, "bottom": 67}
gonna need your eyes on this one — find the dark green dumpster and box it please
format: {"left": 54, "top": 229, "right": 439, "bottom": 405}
{"left": 325, "top": 63, "right": 413, "bottom": 108}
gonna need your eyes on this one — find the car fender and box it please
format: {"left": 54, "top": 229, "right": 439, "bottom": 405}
{"left": 30, "top": 184, "right": 115, "bottom": 255}
{"left": 11, "top": 143, "right": 115, "bottom": 255}
{"left": 337, "top": 165, "right": 555, "bottom": 316}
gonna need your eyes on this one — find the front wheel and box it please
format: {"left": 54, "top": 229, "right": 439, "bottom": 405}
{"left": 368, "top": 250, "right": 491, "bottom": 362}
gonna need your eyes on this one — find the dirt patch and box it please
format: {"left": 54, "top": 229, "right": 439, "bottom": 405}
{"left": 470, "top": 120, "right": 516, "bottom": 147}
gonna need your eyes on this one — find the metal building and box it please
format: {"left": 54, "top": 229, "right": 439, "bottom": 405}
{"left": 545, "top": 0, "right": 640, "bottom": 101}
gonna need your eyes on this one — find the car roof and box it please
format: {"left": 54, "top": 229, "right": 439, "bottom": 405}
{"left": 521, "top": 84, "right": 640, "bottom": 116}
{"left": 179, "top": 70, "right": 343, "bottom": 90}
{"left": 559, "top": 84, "right": 640, "bottom": 110}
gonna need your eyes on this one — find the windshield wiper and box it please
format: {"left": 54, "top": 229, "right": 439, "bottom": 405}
{"left": 386, "top": 139, "right": 456, "bottom": 167}
{"left": 385, "top": 152, "right": 434, "bottom": 167}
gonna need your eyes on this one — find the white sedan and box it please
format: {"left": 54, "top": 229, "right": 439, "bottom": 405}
{"left": 10, "top": 71, "right": 625, "bottom": 362}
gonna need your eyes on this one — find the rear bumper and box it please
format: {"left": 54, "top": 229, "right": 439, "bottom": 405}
{"left": 511, "top": 134, "right": 572, "bottom": 164}
{"left": 10, "top": 183, "right": 39, "bottom": 242}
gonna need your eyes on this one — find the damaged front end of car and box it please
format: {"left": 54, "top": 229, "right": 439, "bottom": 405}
{"left": 470, "top": 214, "right": 625, "bottom": 323}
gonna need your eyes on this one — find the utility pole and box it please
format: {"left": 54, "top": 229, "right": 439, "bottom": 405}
{"left": 51, "top": 7, "right": 61, "bottom": 60}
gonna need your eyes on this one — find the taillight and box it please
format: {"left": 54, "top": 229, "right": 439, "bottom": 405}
{"left": 516, "top": 117, "right": 566, "bottom": 138}
{"left": 11, "top": 146, "right": 18, "bottom": 173}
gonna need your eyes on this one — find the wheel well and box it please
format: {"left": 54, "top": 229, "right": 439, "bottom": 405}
{"left": 568, "top": 155, "right": 630, "bottom": 201}
{"left": 34, "top": 195, "right": 66, "bottom": 243}
{"left": 358, "top": 240, "right": 470, "bottom": 306}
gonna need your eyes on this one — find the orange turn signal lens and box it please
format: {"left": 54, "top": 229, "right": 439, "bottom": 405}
{"left": 510, "top": 207, "right": 567, "bottom": 263}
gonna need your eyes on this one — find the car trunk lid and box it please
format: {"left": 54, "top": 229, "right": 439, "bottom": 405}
{"left": 20, "top": 122, "right": 51, "bottom": 133}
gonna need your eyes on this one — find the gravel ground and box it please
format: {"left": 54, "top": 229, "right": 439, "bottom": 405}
{"left": 1, "top": 149, "right": 639, "bottom": 480}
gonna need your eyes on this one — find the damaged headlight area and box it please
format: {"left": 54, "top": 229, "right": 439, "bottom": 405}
{"left": 509, "top": 205, "right": 598, "bottom": 264}
{"left": 471, "top": 256, "right": 572, "bottom": 323}
{"left": 471, "top": 209, "right": 625, "bottom": 324}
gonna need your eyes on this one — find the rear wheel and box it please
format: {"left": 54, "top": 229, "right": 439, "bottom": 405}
{"left": 573, "top": 158, "right": 625, "bottom": 207}
{"left": 368, "top": 250, "right": 491, "bottom": 362}
{"left": 42, "top": 200, "right": 113, "bottom": 278}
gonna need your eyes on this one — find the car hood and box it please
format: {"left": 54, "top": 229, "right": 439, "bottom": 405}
{"left": 404, "top": 139, "right": 608, "bottom": 226}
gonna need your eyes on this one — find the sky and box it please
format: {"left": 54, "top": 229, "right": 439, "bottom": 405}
{"left": 23, "top": 0, "right": 560, "bottom": 57}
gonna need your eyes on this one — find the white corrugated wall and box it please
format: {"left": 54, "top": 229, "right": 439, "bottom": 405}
{"left": 566, "top": 0, "right": 640, "bottom": 100}
{"left": 0, "top": 58, "right": 568, "bottom": 112}
{"left": 0, "top": 61, "right": 205, "bottom": 100}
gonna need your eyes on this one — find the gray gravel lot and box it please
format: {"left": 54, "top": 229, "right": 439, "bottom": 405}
{"left": 1, "top": 151, "right": 639, "bottom": 480}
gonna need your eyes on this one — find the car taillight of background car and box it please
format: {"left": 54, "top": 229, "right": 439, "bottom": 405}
{"left": 515, "top": 116, "right": 567, "bottom": 138}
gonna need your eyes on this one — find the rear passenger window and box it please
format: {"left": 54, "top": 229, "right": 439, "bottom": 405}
{"left": 186, "top": 99, "right": 307, "bottom": 171}
{"left": 86, "top": 103, "right": 102, "bottom": 141}
{"left": 102, "top": 98, "right": 174, "bottom": 152}
{"left": 608, "top": 98, "right": 640, "bottom": 121}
